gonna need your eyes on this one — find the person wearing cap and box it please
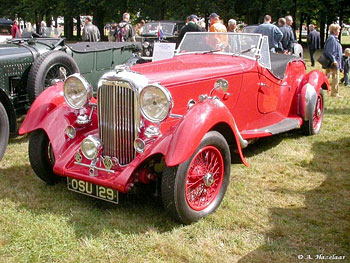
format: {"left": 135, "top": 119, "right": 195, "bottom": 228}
{"left": 254, "top": 15, "right": 283, "bottom": 52}
{"left": 179, "top": 15, "right": 202, "bottom": 42}
{"left": 228, "top": 19, "right": 237, "bottom": 32}
{"left": 207, "top": 13, "right": 227, "bottom": 50}
{"left": 82, "top": 16, "right": 100, "bottom": 42}
{"left": 209, "top": 13, "right": 227, "bottom": 33}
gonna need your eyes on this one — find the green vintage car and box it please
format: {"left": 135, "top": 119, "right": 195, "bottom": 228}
{"left": 0, "top": 36, "right": 140, "bottom": 160}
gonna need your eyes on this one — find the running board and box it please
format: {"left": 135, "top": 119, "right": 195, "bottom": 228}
{"left": 241, "top": 118, "right": 301, "bottom": 137}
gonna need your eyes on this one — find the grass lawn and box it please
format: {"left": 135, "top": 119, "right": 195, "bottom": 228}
{"left": 0, "top": 50, "right": 349, "bottom": 263}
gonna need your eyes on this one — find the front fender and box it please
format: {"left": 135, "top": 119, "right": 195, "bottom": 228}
{"left": 19, "top": 82, "right": 98, "bottom": 161}
{"left": 165, "top": 99, "right": 249, "bottom": 167}
{"left": 298, "top": 70, "right": 329, "bottom": 121}
{"left": 19, "top": 82, "right": 66, "bottom": 135}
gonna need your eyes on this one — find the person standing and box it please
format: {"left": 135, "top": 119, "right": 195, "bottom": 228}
{"left": 115, "top": 13, "right": 135, "bottom": 42}
{"left": 323, "top": 24, "right": 343, "bottom": 97}
{"left": 11, "top": 20, "right": 21, "bottom": 38}
{"left": 254, "top": 15, "right": 283, "bottom": 52}
{"left": 307, "top": 24, "right": 321, "bottom": 67}
{"left": 227, "top": 19, "right": 237, "bottom": 32}
{"left": 208, "top": 13, "right": 227, "bottom": 49}
{"left": 108, "top": 23, "right": 117, "bottom": 42}
{"left": 278, "top": 18, "right": 293, "bottom": 53}
{"left": 209, "top": 13, "right": 227, "bottom": 33}
{"left": 179, "top": 15, "right": 202, "bottom": 42}
{"left": 341, "top": 48, "right": 350, "bottom": 87}
{"left": 82, "top": 16, "right": 100, "bottom": 42}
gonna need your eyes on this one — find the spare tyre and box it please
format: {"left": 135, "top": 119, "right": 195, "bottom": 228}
{"left": 27, "top": 51, "right": 80, "bottom": 103}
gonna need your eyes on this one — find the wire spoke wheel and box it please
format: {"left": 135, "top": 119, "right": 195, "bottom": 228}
{"left": 44, "top": 65, "right": 69, "bottom": 88}
{"left": 161, "top": 131, "right": 231, "bottom": 224}
{"left": 185, "top": 146, "right": 224, "bottom": 211}
{"left": 312, "top": 93, "right": 323, "bottom": 132}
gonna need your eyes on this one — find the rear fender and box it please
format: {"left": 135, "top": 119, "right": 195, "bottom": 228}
{"left": 299, "top": 70, "right": 329, "bottom": 121}
{"left": 165, "top": 98, "right": 249, "bottom": 167}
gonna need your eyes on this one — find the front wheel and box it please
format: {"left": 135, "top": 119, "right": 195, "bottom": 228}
{"left": 0, "top": 102, "right": 9, "bottom": 161}
{"left": 161, "top": 131, "right": 231, "bottom": 224}
{"left": 302, "top": 89, "right": 324, "bottom": 135}
{"left": 29, "top": 130, "right": 61, "bottom": 185}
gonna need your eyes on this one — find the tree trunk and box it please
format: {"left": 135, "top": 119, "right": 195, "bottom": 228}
{"left": 320, "top": 15, "right": 326, "bottom": 48}
{"left": 94, "top": 9, "right": 105, "bottom": 41}
{"left": 298, "top": 12, "right": 304, "bottom": 43}
{"left": 64, "top": 15, "right": 73, "bottom": 40}
{"left": 76, "top": 15, "right": 81, "bottom": 39}
{"left": 306, "top": 15, "right": 311, "bottom": 34}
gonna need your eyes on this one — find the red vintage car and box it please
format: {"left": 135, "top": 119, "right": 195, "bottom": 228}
{"left": 20, "top": 33, "right": 329, "bottom": 224}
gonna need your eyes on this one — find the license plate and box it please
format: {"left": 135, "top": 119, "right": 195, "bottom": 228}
{"left": 67, "top": 177, "right": 118, "bottom": 204}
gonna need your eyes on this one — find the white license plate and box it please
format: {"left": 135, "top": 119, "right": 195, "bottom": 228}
{"left": 67, "top": 177, "right": 118, "bottom": 204}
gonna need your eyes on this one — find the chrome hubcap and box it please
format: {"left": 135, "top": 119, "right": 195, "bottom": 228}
{"left": 203, "top": 173, "right": 214, "bottom": 187}
{"left": 317, "top": 108, "right": 321, "bottom": 117}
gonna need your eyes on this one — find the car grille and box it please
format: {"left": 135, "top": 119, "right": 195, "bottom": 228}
{"left": 98, "top": 81, "right": 136, "bottom": 165}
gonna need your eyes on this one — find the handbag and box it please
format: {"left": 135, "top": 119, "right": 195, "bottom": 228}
{"left": 317, "top": 53, "right": 331, "bottom": 69}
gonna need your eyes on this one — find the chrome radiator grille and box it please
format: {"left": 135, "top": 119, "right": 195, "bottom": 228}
{"left": 98, "top": 82, "right": 136, "bottom": 165}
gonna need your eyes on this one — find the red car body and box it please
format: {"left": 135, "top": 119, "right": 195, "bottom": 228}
{"left": 20, "top": 33, "right": 330, "bottom": 223}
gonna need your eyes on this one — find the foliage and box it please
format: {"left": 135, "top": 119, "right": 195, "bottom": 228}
{"left": 0, "top": 50, "right": 349, "bottom": 262}
{"left": 0, "top": 0, "right": 349, "bottom": 43}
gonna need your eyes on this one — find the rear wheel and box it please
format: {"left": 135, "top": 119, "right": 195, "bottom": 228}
{"left": 29, "top": 130, "right": 60, "bottom": 185}
{"left": 0, "top": 102, "right": 9, "bottom": 161}
{"left": 161, "top": 131, "right": 231, "bottom": 224}
{"left": 302, "top": 89, "right": 324, "bottom": 135}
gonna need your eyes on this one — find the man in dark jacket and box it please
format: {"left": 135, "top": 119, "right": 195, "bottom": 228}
{"left": 179, "top": 15, "right": 202, "bottom": 42}
{"left": 278, "top": 18, "right": 293, "bottom": 53}
{"left": 307, "top": 24, "right": 321, "bottom": 67}
{"left": 82, "top": 16, "right": 100, "bottom": 42}
{"left": 254, "top": 15, "right": 283, "bottom": 52}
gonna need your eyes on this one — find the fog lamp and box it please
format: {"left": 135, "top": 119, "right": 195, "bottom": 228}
{"left": 134, "top": 138, "right": 145, "bottom": 153}
{"left": 65, "top": 125, "right": 76, "bottom": 139}
{"left": 81, "top": 135, "right": 102, "bottom": 160}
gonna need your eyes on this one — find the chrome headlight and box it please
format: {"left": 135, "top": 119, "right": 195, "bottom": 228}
{"left": 143, "top": 41, "right": 150, "bottom": 48}
{"left": 81, "top": 135, "right": 102, "bottom": 160}
{"left": 140, "top": 84, "right": 172, "bottom": 122}
{"left": 63, "top": 74, "right": 92, "bottom": 109}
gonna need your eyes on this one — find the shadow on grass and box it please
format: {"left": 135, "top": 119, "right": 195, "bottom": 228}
{"left": 0, "top": 164, "right": 179, "bottom": 239}
{"left": 325, "top": 107, "right": 350, "bottom": 115}
{"left": 242, "top": 130, "right": 302, "bottom": 158}
{"left": 238, "top": 137, "right": 350, "bottom": 262}
{"left": 8, "top": 134, "right": 29, "bottom": 145}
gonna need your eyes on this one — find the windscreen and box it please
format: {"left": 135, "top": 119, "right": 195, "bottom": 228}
{"left": 178, "top": 32, "right": 262, "bottom": 59}
{"left": 143, "top": 23, "right": 175, "bottom": 36}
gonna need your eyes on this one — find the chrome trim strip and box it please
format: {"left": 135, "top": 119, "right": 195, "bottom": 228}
{"left": 74, "top": 162, "right": 114, "bottom": 173}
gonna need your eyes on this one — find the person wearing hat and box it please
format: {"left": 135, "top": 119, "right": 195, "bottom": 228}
{"left": 82, "top": 16, "right": 100, "bottom": 42}
{"left": 207, "top": 13, "right": 227, "bottom": 50}
{"left": 179, "top": 14, "right": 202, "bottom": 42}
{"left": 209, "top": 13, "right": 227, "bottom": 33}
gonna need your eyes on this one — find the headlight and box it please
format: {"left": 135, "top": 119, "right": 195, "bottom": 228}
{"left": 63, "top": 74, "right": 92, "bottom": 109}
{"left": 81, "top": 135, "right": 102, "bottom": 160}
{"left": 140, "top": 84, "right": 172, "bottom": 122}
{"left": 143, "top": 41, "right": 150, "bottom": 48}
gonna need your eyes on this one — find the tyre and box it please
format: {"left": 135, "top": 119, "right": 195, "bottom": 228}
{"left": 27, "top": 51, "right": 80, "bottom": 103}
{"left": 0, "top": 102, "right": 9, "bottom": 161}
{"left": 29, "top": 130, "right": 60, "bottom": 185}
{"left": 302, "top": 89, "right": 324, "bottom": 135}
{"left": 161, "top": 131, "right": 231, "bottom": 224}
